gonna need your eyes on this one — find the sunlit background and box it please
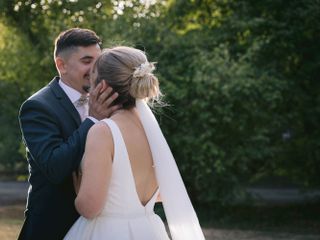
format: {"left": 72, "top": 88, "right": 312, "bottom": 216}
{"left": 0, "top": 0, "right": 319, "bottom": 239}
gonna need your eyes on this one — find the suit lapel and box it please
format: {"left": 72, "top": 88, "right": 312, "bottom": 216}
{"left": 48, "top": 77, "right": 81, "bottom": 126}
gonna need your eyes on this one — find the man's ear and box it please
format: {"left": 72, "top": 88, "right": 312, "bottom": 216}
{"left": 55, "top": 57, "right": 67, "bottom": 75}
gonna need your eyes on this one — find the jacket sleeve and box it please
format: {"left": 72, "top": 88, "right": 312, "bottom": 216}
{"left": 19, "top": 99, "right": 94, "bottom": 184}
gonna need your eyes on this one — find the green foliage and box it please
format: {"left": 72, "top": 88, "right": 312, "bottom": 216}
{"left": 0, "top": 19, "right": 44, "bottom": 171}
{"left": 218, "top": 0, "right": 320, "bottom": 186}
{"left": 0, "top": 0, "right": 319, "bottom": 205}
{"left": 152, "top": 35, "right": 287, "bottom": 204}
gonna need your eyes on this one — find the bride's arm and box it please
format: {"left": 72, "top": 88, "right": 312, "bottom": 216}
{"left": 75, "top": 123, "right": 113, "bottom": 219}
{"left": 72, "top": 171, "right": 81, "bottom": 195}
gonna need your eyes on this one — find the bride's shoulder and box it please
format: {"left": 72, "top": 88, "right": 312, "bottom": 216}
{"left": 85, "top": 122, "right": 114, "bottom": 154}
{"left": 87, "top": 121, "right": 112, "bottom": 142}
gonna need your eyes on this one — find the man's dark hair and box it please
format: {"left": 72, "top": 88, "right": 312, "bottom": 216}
{"left": 54, "top": 28, "right": 102, "bottom": 58}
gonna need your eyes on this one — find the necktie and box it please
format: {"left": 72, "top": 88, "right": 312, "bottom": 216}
{"left": 75, "top": 95, "right": 89, "bottom": 121}
{"left": 75, "top": 95, "right": 89, "bottom": 107}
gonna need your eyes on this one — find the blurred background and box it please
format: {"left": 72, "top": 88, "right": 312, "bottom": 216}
{"left": 0, "top": 0, "right": 319, "bottom": 239}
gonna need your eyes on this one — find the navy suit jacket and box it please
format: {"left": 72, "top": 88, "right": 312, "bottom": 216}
{"left": 18, "top": 77, "right": 94, "bottom": 240}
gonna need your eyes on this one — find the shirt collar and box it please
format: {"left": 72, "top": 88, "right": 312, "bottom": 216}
{"left": 58, "top": 79, "right": 82, "bottom": 104}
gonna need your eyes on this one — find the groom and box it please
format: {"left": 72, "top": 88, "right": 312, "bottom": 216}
{"left": 18, "top": 28, "right": 119, "bottom": 240}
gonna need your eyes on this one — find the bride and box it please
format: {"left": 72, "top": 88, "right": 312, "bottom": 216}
{"left": 64, "top": 46, "right": 205, "bottom": 240}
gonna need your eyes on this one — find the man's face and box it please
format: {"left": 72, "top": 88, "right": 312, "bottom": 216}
{"left": 62, "top": 44, "right": 101, "bottom": 94}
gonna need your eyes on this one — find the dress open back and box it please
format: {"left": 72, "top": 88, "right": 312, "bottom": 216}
{"left": 64, "top": 119, "right": 170, "bottom": 240}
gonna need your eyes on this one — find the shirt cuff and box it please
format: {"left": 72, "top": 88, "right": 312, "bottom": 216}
{"left": 87, "top": 116, "right": 99, "bottom": 123}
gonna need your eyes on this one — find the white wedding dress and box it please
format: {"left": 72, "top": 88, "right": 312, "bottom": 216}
{"left": 64, "top": 118, "right": 170, "bottom": 240}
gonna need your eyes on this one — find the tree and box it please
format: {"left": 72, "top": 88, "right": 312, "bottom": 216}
{"left": 0, "top": 0, "right": 319, "bottom": 205}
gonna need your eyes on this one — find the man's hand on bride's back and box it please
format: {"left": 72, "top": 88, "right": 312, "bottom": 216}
{"left": 89, "top": 80, "right": 121, "bottom": 120}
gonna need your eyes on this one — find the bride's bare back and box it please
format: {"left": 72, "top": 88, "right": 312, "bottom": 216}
{"left": 111, "top": 108, "right": 158, "bottom": 206}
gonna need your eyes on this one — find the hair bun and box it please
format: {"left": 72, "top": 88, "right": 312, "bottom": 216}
{"left": 132, "top": 62, "right": 155, "bottom": 78}
{"left": 130, "top": 62, "right": 160, "bottom": 99}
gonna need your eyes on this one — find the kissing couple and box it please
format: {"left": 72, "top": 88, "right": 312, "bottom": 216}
{"left": 18, "top": 28, "right": 205, "bottom": 240}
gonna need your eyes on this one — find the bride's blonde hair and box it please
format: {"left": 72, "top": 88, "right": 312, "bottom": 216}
{"left": 93, "top": 46, "right": 161, "bottom": 109}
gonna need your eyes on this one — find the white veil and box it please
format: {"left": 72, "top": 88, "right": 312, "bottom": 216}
{"left": 136, "top": 99, "right": 206, "bottom": 240}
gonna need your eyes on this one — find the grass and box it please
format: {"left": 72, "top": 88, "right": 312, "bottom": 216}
{"left": 0, "top": 205, "right": 24, "bottom": 240}
{"left": 0, "top": 220, "right": 22, "bottom": 240}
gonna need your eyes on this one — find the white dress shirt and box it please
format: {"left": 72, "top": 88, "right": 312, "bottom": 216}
{"left": 59, "top": 80, "right": 97, "bottom": 123}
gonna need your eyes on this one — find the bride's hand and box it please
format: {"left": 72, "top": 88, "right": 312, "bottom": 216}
{"left": 72, "top": 171, "right": 82, "bottom": 195}
{"left": 88, "top": 81, "right": 120, "bottom": 120}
